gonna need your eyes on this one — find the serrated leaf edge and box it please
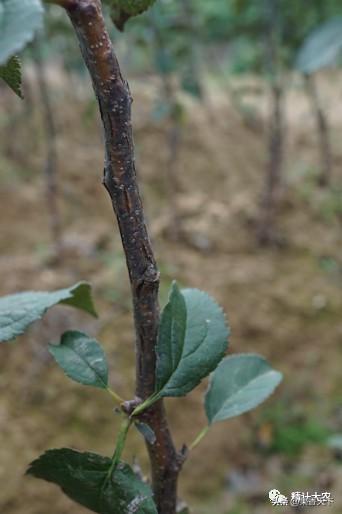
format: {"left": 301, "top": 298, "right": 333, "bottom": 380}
{"left": 205, "top": 353, "right": 283, "bottom": 424}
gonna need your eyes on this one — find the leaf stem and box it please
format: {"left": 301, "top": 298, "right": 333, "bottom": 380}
{"left": 100, "top": 416, "right": 131, "bottom": 497}
{"left": 106, "top": 386, "right": 124, "bottom": 405}
{"left": 131, "top": 393, "right": 160, "bottom": 417}
{"left": 188, "top": 426, "right": 210, "bottom": 451}
{"left": 106, "top": 416, "right": 132, "bottom": 481}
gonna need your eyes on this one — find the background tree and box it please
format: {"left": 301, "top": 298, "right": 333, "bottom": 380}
{"left": 125, "top": 0, "right": 204, "bottom": 242}
{"left": 295, "top": 16, "right": 342, "bottom": 187}
{"left": 194, "top": 0, "right": 341, "bottom": 244}
{"left": 32, "top": 37, "right": 62, "bottom": 257}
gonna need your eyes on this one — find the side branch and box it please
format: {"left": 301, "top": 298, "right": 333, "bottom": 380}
{"left": 59, "top": 1, "right": 183, "bottom": 511}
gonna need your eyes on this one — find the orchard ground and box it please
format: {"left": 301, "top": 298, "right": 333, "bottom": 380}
{"left": 0, "top": 70, "right": 341, "bottom": 514}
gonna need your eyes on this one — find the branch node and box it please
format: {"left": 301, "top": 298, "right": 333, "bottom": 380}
{"left": 121, "top": 397, "right": 142, "bottom": 416}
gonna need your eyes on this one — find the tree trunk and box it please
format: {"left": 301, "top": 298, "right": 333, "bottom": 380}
{"left": 304, "top": 74, "right": 332, "bottom": 187}
{"left": 257, "top": 82, "right": 284, "bottom": 245}
{"left": 33, "top": 40, "right": 62, "bottom": 257}
{"left": 56, "top": 1, "right": 184, "bottom": 512}
{"left": 149, "top": 11, "right": 184, "bottom": 240}
{"left": 161, "top": 74, "right": 183, "bottom": 240}
{"left": 257, "top": 0, "right": 285, "bottom": 246}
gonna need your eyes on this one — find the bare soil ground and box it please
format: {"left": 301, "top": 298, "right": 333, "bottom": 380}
{"left": 0, "top": 71, "right": 341, "bottom": 514}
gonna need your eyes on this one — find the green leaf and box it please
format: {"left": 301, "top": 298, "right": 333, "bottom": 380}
{"left": 0, "top": 0, "right": 44, "bottom": 65}
{"left": 0, "top": 55, "right": 22, "bottom": 97}
{"left": 205, "top": 354, "right": 282, "bottom": 424}
{"left": 155, "top": 282, "right": 229, "bottom": 398}
{"left": 27, "top": 448, "right": 157, "bottom": 514}
{"left": 295, "top": 17, "right": 342, "bottom": 74}
{"left": 105, "top": 0, "right": 157, "bottom": 31}
{"left": 49, "top": 331, "right": 108, "bottom": 389}
{"left": 135, "top": 422, "right": 156, "bottom": 445}
{"left": 0, "top": 282, "right": 97, "bottom": 343}
{"left": 107, "top": 0, "right": 156, "bottom": 17}
{"left": 60, "top": 282, "right": 97, "bottom": 318}
{"left": 155, "top": 282, "right": 187, "bottom": 394}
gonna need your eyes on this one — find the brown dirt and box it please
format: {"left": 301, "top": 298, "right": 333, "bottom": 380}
{"left": 0, "top": 70, "right": 341, "bottom": 514}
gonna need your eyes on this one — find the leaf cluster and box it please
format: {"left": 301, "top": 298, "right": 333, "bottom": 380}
{"left": 190, "top": 0, "right": 342, "bottom": 74}
{"left": 0, "top": 0, "right": 43, "bottom": 96}
{"left": 0, "top": 280, "right": 282, "bottom": 513}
